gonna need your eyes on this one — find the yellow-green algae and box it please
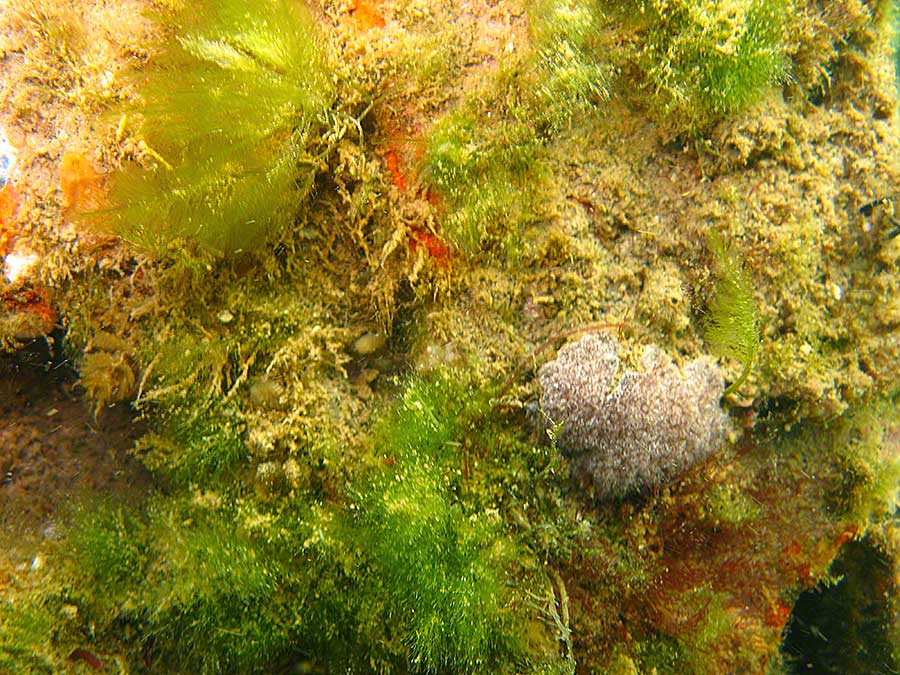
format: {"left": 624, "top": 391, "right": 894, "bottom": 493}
{"left": 2, "top": 0, "right": 900, "bottom": 674}
{"left": 703, "top": 231, "right": 759, "bottom": 396}
{"left": 104, "top": 0, "right": 340, "bottom": 255}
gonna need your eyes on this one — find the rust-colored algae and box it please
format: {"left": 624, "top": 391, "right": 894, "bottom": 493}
{"left": 0, "top": 185, "right": 20, "bottom": 257}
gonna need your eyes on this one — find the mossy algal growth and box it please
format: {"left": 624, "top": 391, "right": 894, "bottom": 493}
{"left": 105, "top": 0, "right": 339, "bottom": 255}
{"left": 603, "top": 0, "right": 792, "bottom": 130}
{"left": 421, "top": 0, "right": 611, "bottom": 255}
{"left": 3, "top": 0, "right": 900, "bottom": 674}
{"left": 10, "top": 374, "right": 564, "bottom": 674}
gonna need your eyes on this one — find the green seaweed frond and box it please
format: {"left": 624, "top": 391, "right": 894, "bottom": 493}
{"left": 108, "top": 0, "right": 337, "bottom": 255}
{"left": 354, "top": 374, "right": 522, "bottom": 673}
{"left": 0, "top": 600, "right": 56, "bottom": 675}
{"left": 422, "top": 0, "right": 615, "bottom": 257}
{"left": 145, "top": 511, "right": 290, "bottom": 673}
{"left": 704, "top": 231, "right": 759, "bottom": 396}
{"left": 134, "top": 407, "right": 247, "bottom": 486}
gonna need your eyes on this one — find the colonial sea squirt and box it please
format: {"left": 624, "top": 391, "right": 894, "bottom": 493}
{"left": 538, "top": 334, "right": 728, "bottom": 498}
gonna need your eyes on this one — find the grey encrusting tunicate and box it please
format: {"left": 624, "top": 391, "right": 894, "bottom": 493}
{"left": 538, "top": 333, "right": 728, "bottom": 498}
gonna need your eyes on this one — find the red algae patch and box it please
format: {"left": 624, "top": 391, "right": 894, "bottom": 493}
{"left": 349, "top": 0, "right": 386, "bottom": 31}
{"left": 0, "top": 185, "right": 19, "bottom": 258}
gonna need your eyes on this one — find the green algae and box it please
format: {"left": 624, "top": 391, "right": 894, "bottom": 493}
{"left": 135, "top": 407, "right": 247, "bottom": 486}
{"left": 703, "top": 232, "right": 759, "bottom": 396}
{"left": 0, "top": 601, "right": 55, "bottom": 675}
{"left": 636, "top": 0, "right": 791, "bottom": 128}
{"left": 59, "top": 495, "right": 297, "bottom": 674}
{"left": 38, "top": 372, "right": 564, "bottom": 674}
{"left": 105, "top": 0, "right": 342, "bottom": 255}
{"left": 65, "top": 499, "right": 149, "bottom": 599}
{"left": 349, "top": 376, "right": 525, "bottom": 672}
{"left": 812, "top": 400, "right": 900, "bottom": 527}
{"left": 529, "top": 0, "right": 610, "bottom": 128}
{"left": 421, "top": 0, "right": 613, "bottom": 257}
{"left": 421, "top": 72, "right": 549, "bottom": 256}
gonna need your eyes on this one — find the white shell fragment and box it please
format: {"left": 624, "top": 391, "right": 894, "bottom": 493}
{"left": 0, "top": 127, "right": 16, "bottom": 187}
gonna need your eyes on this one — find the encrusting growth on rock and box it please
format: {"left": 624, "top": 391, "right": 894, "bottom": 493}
{"left": 538, "top": 334, "right": 728, "bottom": 498}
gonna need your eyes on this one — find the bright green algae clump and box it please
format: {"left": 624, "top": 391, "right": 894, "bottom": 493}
{"left": 347, "top": 377, "right": 524, "bottom": 672}
{"left": 632, "top": 0, "right": 791, "bottom": 127}
{"left": 107, "top": 0, "right": 336, "bottom": 255}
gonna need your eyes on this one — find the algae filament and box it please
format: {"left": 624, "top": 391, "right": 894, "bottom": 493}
{"left": 108, "top": 0, "right": 335, "bottom": 255}
{"left": 352, "top": 375, "right": 522, "bottom": 672}
{"left": 40, "top": 374, "right": 543, "bottom": 674}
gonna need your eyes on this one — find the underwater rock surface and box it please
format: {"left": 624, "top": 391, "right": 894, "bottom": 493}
{"left": 539, "top": 334, "right": 728, "bottom": 497}
{"left": 2, "top": 0, "right": 900, "bottom": 673}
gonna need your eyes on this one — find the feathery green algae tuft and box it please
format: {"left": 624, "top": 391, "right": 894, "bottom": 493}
{"left": 0, "top": 601, "right": 56, "bottom": 675}
{"left": 65, "top": 499, "right": 149, "bottom": 602}
{"left": 703, "top": 232, "right": 759, "bottom": 396}
{"left": 423, "top": 95, "right": 546, "bottom": 255}
{"left": 62, "top": 496, "right": 296, "bottom": 675}
{"left": 350, "top": 374, "right": 525, "bottom": 672}
{"left": 529, "top": 0, "right": 610, "bottom": 128}
{"left": 603, "top": 0, "right": 791, "bottom": 129}
{"left": 134, "top": 407, "right": 247, "bottom": 487}
{"left": 422, "top": 0, "right": 614, "bottom": 257}
{"left": 108, "top": 0, "right": 336, "bottom": 255}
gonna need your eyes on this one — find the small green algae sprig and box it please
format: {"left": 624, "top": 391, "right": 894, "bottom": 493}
{"left": 703, "top": 232, "right": 759, "bottom": 396}
{"left": 109, "top": 0, "right": 336, "bottom": 255}
{"left": 607, "top": 0, "right": 792, "bottom": 129}
{"left": 135, "top": 406, "right": 247, "bottom": 487}
{"left": 140, "top": 512, "right": 292, "bottom": 672}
